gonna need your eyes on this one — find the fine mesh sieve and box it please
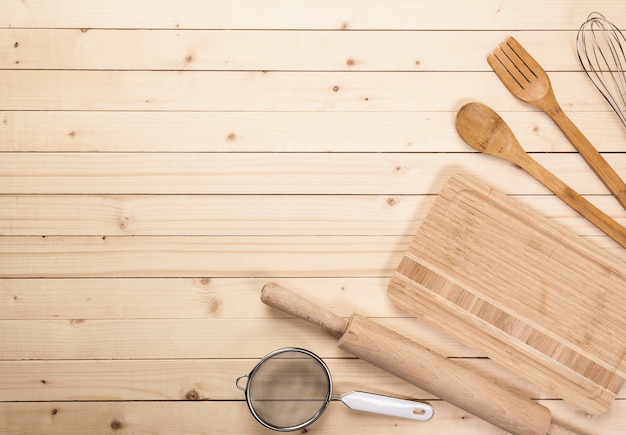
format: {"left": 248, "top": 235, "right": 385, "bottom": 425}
{"left": 236, "top": 347, "right": 433, "bottom": 432}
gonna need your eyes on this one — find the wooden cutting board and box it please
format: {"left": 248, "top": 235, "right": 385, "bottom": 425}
{"left": 388, "top": 173, "right": 626, "bottom": 415}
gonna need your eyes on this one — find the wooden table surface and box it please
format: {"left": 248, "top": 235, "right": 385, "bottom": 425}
{"left": 1, "top": 1, "right": 626, "bottom": 434}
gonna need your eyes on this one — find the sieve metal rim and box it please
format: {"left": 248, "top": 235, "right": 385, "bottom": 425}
{"left": 237, "top": 347, "right": 333, "bottom": 432}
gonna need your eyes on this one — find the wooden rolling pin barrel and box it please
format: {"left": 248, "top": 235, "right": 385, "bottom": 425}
{"left": 261, "top": 282, "right": 577, "bottom": 435}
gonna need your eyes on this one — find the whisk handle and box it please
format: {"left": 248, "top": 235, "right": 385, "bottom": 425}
{"left": 548, "top": 105, "right": 626, "bottom": 210}
{"left": 261, "top": 282, "right": 349, "bottom": 336}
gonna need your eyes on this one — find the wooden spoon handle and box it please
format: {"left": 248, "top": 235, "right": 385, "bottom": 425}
{"left": 548, "top": 105, "right": 626, "bottom": 210}
{"left": 520, "top": 154, "right": 626, "bottom": 249}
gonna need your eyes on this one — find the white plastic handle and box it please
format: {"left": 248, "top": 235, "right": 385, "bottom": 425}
{"left": 338, "top": 391, "right": 434, "bottom": 421}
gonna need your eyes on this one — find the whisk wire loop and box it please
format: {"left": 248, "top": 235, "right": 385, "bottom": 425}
{"left": 577, "top": 12, "right": 626, "bottom": 128}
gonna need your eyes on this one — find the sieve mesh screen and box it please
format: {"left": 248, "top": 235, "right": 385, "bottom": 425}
{"left": 247, "top": 350, "right": 331, "bottom": 429}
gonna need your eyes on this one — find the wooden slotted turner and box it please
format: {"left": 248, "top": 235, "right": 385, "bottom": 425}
{"left": 487, "top": 36, "right": 626, "bottom": 210}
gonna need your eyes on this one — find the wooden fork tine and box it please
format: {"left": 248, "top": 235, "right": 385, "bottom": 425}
{"left": 487, "top": 35, "right": 626, "bottom": 211}
{"left": 488, "top": 36, "right": 552, "bottom": 103}
{"left": 498, "top": 39, "right": 535, "bottom": 84}
{"left": 503, "top": 36, "right": 547, "bottom": 79}
{"left": 487, "top": 47, "right": 527, "bottom": 92}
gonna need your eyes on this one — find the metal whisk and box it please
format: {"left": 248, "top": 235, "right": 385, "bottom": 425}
{"left": 576, "top": 12, "right": 626, "bottom": 128}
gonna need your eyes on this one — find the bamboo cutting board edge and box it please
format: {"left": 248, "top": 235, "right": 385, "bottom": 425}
{"left": 388, "top": 275, "right": 620, "bottom": 414}
{"left": 388, "top": 172, "right": 626, "bottom": 415}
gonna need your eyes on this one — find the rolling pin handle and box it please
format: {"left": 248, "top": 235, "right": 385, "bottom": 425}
{"left": 261, "top": 282, "right": 349, "bottom": 336}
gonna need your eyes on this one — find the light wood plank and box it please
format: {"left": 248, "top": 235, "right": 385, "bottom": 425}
{"left": 1, "top": 4, "right": 625, "bottom": 434}
{"left": 0, "top": 357, "right": 564, "bottom": 402}
{"left": 2, "top": 194, "right": 624, "bottom": 237}
{"left": 2, "top": 153, "right": 626, "bottom": 196}
{"left": 5, "top": 269, "right": 626, "bottom": 320}
{"left": 0, "top": 29, "right": 591, "bottom": 71}
{"left": 0, "top": 399, "right": 621, "bottom": 435}
{"left": 0, "top": 278, "right": 402, "bottom": 320}
{"left": 0, "top": 70, "right": 611, "bottom": 112}
{"left": 0, "top": 235, "right": 409, "bottom": 278}
{"left": 1, "top": 110, "right": 461, "bottom": 152}
{"left": 0, "top": 195, "right": 431, "bottom": 236}
{"left": 1, "top": 0, "right": 623, "bottom": 30}
{"left": 0, "top": 317, "right": 480, "bottom": 360}
{"left": 2, "top": 111, "right": 624, "bottom": 153}
{"left": 1, "top": 235, "right": 624, "bottom": 279}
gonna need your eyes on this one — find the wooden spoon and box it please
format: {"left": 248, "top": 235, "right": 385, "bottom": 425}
{"left": 456, "top": 102, "right": 626, "bottom": 249}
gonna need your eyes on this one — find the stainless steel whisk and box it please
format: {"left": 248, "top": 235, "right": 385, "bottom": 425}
{"left": 576, "top": 12, "right": 626, "bottom": 128}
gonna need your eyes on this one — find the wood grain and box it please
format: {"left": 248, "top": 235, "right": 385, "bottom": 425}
{"left": 2, "top": 111, "right": 624, "bottom": 153}
{"left": 2, "top": 1, "right": 625, "bottom": 433}
{"left": 1, "top": 0, "right": 623, "bottom": 29}
{"left": 2, "top": 194, "right": 624, "bottom": 236}
{"left": 389, "top": 173, "right": 626, "bottom": 415}
{"left": 0, "top": 357, "right": 598, "bottom": 402}
{"left": 0, "top": 30, "right": 599, "bottom": 71}
{"left": 0, "top": 317, "right": 482, "bottom": 361}
{"left": 1, "top": 235, "right": 625, "bottom": 279}
{"left": 2, "top": 153, "right": 626, "bottom": 195}
{"left": 0, "top": 277, "right": 402, "bottom": 319}
{"left": 1, "top": 400, "right": 604, "bottom": 435}
{"left": 0, "top": 235, "right": 408, "bottom": 278}
{"left": 0, "top": 70, "right": 611, "bottom": 112}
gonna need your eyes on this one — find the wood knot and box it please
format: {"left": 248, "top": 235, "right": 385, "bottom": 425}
{"left": 209, "top": 298, "right": 222, "bottom": 314}
{"left": 118, "top": 217, "right": 130, "bottom": 230}
{"left": 51, "top": 408, "right": 58, "bottom": 416}
{"left": 332, "top": 85, "right": 340, "bottom": 92}
{"left": 185, "top": 389, "right": 201, "bottom": 400}
{"left": 110, "top": 420, "right": 124, "bottom": 430}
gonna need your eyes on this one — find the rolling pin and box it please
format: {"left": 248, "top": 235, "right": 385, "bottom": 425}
{"left": 261, "top": 282, "right": 578, "bottom": 435}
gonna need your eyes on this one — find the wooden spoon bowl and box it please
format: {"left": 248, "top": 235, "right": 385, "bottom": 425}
{"left": 456, "top": 102, "right": 626, "bottom": 249}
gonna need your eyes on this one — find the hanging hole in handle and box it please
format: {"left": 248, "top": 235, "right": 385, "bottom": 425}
{"left": 413, "top": 402, "right": 434, "bottom": 421}
{"left": 236, "top": 375, "right": 249, "bottom": 391}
